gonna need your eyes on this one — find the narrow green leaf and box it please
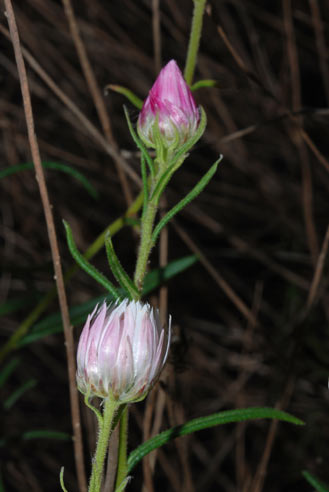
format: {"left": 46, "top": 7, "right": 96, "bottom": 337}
{"left": 106, "top": 84, "right": 143, "bottom": 109}
{"left": 18, "top": 325, "right": 64, "bottom": 346}
{"left": 4, "top": 379, "right": 37, "bottom": 410}
{"left": 302, "top": 471, "right": 329, "bottom": 492}
{"left": 105, "top": 235, "right": 139, "bottom": 300}
{"left": 152, "top": 159, "right": 221, "bottom": 245}
{"left": 149, "top": 155, "right": 185, "bottom": 205}
{"left": 127, "top": 407, "right": 304, "bottom": 472}
{"left": 63, "top": 220, "right": 120, "bottom": 300}
{"left": 0, "top": 357, "right": 20, "bottom": 388}
{"left": 124, "top": 106, "right": 155, "bottom": 178}
{"left": 0, "top": 295, "right": 41, "bottom": 317}
{"left": 191, "top": 79, "right": 218, "bottom": 91}
{"left": 0, "top": 162, "right": 98, "bottom": 199}
{"left": 18, "top": 256, "right": 197, "bottom": 346}
{"left": 22, "top": 430, "right": 72, "bottom": 441}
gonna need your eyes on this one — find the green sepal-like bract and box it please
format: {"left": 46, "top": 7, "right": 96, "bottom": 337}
{"left": 124, "top": 106, "right": 155, "bottom": 179}
{"left": 63, "top": 220, "right": 120, "bottom": 300}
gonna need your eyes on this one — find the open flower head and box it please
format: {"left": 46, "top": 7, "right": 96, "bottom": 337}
{"left": 138, "top": 59, "right": 199, "bottom": 149}
{"left": 76, "top": 300, "right": 171, "bottom": 403}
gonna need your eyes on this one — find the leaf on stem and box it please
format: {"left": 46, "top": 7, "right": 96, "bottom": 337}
{"left": 4, "top": 379, "right": 37, "bottom": 410}
{"left": 18, "top": 255, "right": 198, "bottom": 346}
{"left": 0, "top": 357, "right": 20, "bottom": 388}
{"left": 105, "top": 234, "right": 139, "bottom": 300}
{"left": 191, "top": 79, "right": 218, "bottom": 91}
{"left": 105, "top": 84, "right": 143, "bottom": 109}
{"left": 84, "top": 391, "right": 103, "bottom": 428}
{"left": 0, "top": 162, "right": 98, "bottom": 199}
{"left": 127, "top": 407, "right": 304, "bottom": 472}
{"left": 149, "top": 155, "right": 186, "bottom": 205}
{"left": 152, "top": 158, "right": 222, "bottom": 245}
{"left": 22, "top": 430, "right": 71, "bottom": 441}
{"left": 123, "top": 106, "right": 155, "bottom": 178}
{"left": 63, "top": 220, "right": 120, "bottom": 300}
{"left": 302, "top": 471, "right": 329, "bottom": 492}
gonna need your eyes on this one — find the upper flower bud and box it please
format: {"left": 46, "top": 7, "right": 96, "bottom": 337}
{"left": 76, "top": 300, "right": 171, "bottom": 403}
{"left": 138, "top": 60, "right": 200, "bottom": 149}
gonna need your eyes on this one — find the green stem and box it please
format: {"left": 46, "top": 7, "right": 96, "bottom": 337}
{"left": 115, "top": 406, "right": 129, "bottom": 490}
{"left": 89, "top": 398, "right": 119, "bottom": 492}
{"left": 134, "top": 200, "right": 158, "bottom": 291}
{"left": 184, "top": 0, "right": 207, "bottom": 85}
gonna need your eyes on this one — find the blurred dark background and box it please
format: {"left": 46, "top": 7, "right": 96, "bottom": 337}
{"left": 1, "top": 1, "right": 329, "bottom": 491}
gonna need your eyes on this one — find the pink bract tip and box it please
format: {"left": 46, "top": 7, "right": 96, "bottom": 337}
{"left": 76, "top": 300, "right": 171, "bottom": 403}
{"left": 138, "top": 60, "right": 199, "bottom": 148}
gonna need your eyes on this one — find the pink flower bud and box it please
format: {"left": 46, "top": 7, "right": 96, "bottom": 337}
{"left": 76, "top": 300, "right": 171, "bottom": 403}
{"left": 138, "top": 59, "right": 200, "bottom": 148}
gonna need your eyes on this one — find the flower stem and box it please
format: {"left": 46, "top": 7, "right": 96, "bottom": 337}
{"left": 134, "top": 199, "right": 158, "bottom": 291}
{"left": 115, "top": 406, "right": 129, "bottom": 490}
{"left": 184, "top": 0, "right": 207, "bottom": 86}
{"left": 89, "top": 398, "right": 119, "bottom": 492}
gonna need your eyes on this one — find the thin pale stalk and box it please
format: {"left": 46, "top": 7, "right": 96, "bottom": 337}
{"left": 61, "top": 0, "right": 133, "bottom": 205}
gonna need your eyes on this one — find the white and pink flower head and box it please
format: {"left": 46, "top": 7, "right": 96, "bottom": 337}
{"left": 76, "top": 299, "right": 171, "bottom": 403}
{"left": 138, "top": 59, "right": 200, "bottom": 149}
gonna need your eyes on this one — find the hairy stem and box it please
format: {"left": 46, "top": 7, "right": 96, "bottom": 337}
{"left": 134, "top": 200, "right": 158, "bottom": 291}
{"left": 89, "top": 399, "right": 119, "bottom": 492}
{"left": 115, "top": 406, "right": 129, "bottom": 490}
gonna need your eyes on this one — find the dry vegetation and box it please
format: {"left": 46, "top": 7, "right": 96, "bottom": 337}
{"left": 1, "top": 1, "right": 329, "bottom": 491}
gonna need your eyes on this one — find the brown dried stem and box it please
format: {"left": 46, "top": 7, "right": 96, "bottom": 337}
{"left": 61, "top": 0, "right": 133, "bottom": 206}
{"left": 3, "top": 2, "right": 87, "bottom": 491}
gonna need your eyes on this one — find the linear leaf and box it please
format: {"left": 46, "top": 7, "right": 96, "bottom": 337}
{"left": 191, "top": 79, "right": 218, "bottom": 91}
{"left": 152, "top": 159, "right": 221, "bottom": 245}
{"left": 105, "top": 235, "right": 139, "bottom": 299}
{"left": 18, "top": 256, "right": 197, "bottom": 346}
{"left": 149, "top": 155, "right": 185, "bottom": 205}
{"left": 128, "top": 407, "right": 304, "bottom": 472}
{"left": 4, "top": 379, "right": 37, "bottom": 410}
{"left": 0, "top": 162, "right": 98, "bottom": 199}
{"left": 63, "top": 220, "right": 120, "bottom": 299}
{"left": 124, "top": 106, "right": 155, "bottom": 178}
{"left": 0, "top": 358, "right": 20, "bottom": 388}
{"left": 106, "top": 84, "right": 143, "bottom": 109}
{"left": 302, "top": 471, "right": 329, "bottom": 492}
{"left": 22, "top": 430, "right": 72, "bottom": 441}
{"left": 0, "top": 295, "right": 41, "bottom": 317}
